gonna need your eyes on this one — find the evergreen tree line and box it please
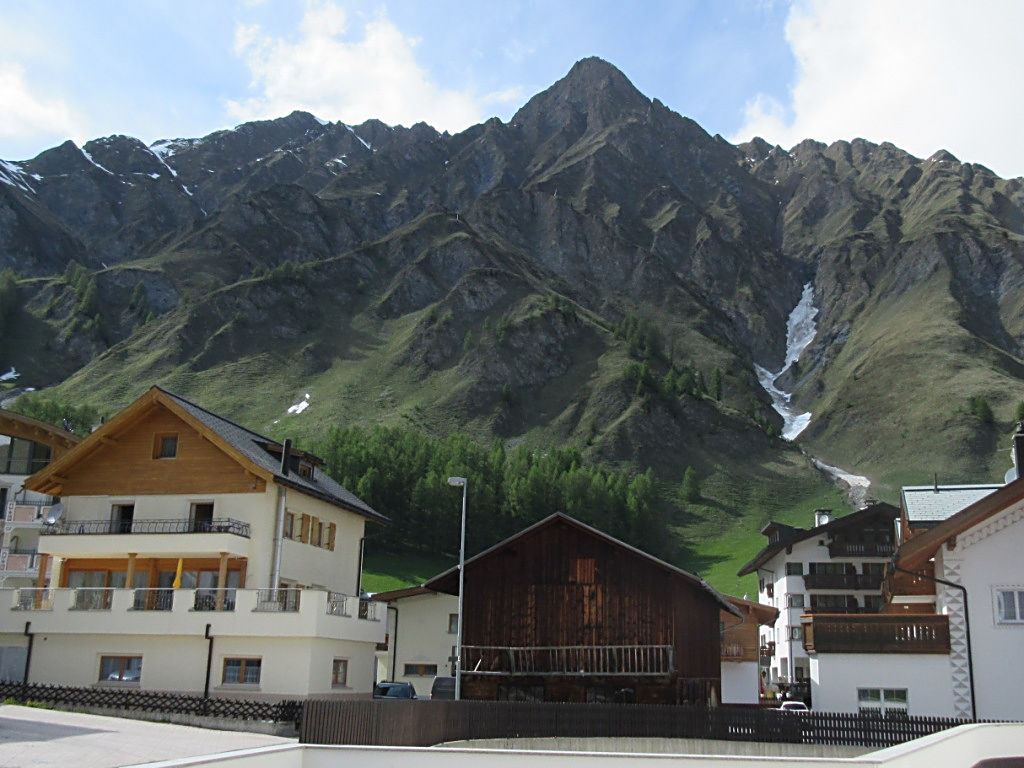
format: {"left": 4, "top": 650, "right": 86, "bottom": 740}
{"left": 0, "top": 270, "right": 18, "bottom": 342}
{"left": 315, "top": 425, "right": 671, "bottom": 560}
{"left": 10, "top": 393, "right": 102, "bottom": 437}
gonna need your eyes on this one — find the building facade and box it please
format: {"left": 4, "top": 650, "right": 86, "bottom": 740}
{"left": 0, "top": 410, "right": 80, "bottom": 590}
{"left": 424, "top": 513, "right": 740, "bottom": 705}
{"left": 372, "top": 586, "right": 459, "bottom": 694}
{"left": 0, "top": 387, "right": 387, "bottom": 699}
{"left": 738, "top": 502, "right": 899, "bottom": 699}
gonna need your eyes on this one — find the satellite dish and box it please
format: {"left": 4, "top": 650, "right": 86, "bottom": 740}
{"left": 1005, "top": 466, "right": 1019, "bottom": 485}
{"left": 44, "top": 502, "right": 64, "bottom": 525}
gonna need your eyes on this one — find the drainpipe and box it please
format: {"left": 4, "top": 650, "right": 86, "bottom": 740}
{"left": 203, "top": 623, "right": 214, "bottom": 700}
{"left": 388, "top": 605, "right": 399, "bottom": 681}
{"left": 892, "top": 563, "right": 976, "bottom": 721}
{"left": 269, "top": 440, "right": 292, "bottom": 596}
{"left": 22, "top": 621, "right": 33, "bottom": 695}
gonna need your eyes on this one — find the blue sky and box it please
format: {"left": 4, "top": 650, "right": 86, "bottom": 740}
{"left": 0, "top": 0, "right": 793, "bottom": 155}
{"left": 2, "top": 0, "right": 1023, "bottom": 176}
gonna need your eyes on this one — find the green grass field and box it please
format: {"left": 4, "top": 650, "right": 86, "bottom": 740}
{"left": 361, "top": 549, "right": 457, "bottom": 594}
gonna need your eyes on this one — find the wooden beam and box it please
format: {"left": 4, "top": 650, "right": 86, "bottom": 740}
{"left": 215, "top": 552, "right": 229, "bottom": 611}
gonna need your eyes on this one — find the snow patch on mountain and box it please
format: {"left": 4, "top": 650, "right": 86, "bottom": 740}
{"left": 754, "top": 282, "right": 818, "bottom": 440}
{"left": 0, "top": 161, "right": 37, "bottom": 194}
{"left": 287, "top": 393, "right": 311, "bottom": 415}
{"left": 813, "top": 459, "right": 872, "bottom": 508}
{"left": 0, "top": 367, "right": 20, "bottom": 382}
{"left": 345, "top": 125, "right": 372, "bottom": 151}
{"left": 79, "top": 146, "right": 114, "bottom": 175}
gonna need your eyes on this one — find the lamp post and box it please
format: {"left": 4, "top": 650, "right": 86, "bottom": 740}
{"left": 447, "top": 476, "right": 468, "bottom": 701}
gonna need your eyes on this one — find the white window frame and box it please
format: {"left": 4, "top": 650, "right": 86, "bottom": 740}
{"left": 993, "top": 586, "right": 1024, "bottom": 625}
{"left": 332, "top": 658, "right": 349, "bottom": 688}
{"left": 858, "top": 687, "right": 909, "bottom": 716}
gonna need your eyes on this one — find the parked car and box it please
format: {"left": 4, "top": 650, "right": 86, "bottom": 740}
{"left": 778, "top": 701, "right": 809, "bottom": 712}
{"left": 430, "top": 676, "right": 456, "bottom": 700}
{"left": 373, "top": 681, "right": 417, "bottom": 700}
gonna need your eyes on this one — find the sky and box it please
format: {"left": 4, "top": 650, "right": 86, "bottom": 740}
{"left": 2, "top": 0, "right": 1023, "bottom": 177}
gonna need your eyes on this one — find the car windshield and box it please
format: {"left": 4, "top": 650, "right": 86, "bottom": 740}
{"left": 375, "top": 684, "right": 411, "bottom": 698}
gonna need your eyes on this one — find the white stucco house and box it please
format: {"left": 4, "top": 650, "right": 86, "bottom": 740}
{"left": 0, "top": 386, "right": 387, "bottom": 699}
{"left": 372, "top": 586, "right": 459, "bottom": 695}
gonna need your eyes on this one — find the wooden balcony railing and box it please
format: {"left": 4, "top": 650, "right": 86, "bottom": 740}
{"left": 462, "top": 644, "right": 675, "bottom": 677}
{"left": 720, "top": 643, "right": 745, "bottom": 661}
{"left": 828, "top": 541, "right": 895, "bottom": 558}
{"left": 802, "top": 614, "right": 950, "bottom": 654}
{"left": 803, "top": 573, "right": 883, "bottom": 590}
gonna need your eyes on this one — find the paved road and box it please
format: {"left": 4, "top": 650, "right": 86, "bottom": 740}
{"left": 0, "top": 705, "right": 293, "bottom": 768}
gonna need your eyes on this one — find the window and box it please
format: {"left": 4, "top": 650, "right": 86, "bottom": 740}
{"left": 404, "top": 663, "right": 438, "bottom": 677}
{"left": 153, "top": 433, "right": 178, "bottom": 459}
{"left": 298, "top": 461, "right": 314, "bottom": 479}
{"left": 332, "top": 659, "right": 348, "bottom": 687}
{"left": 222, "top": 658, "right": 261, "bottom": 685}
{"left": 788, "top": 594, "right": 805, "bottom": 608}
{"left": 862, "top": 563, "right": 886, "bottom": 577}
{"left": 448, "top": 613, "right": 459, "bottom": 634}
{"left": 858, "top": 688, "right": 908, "bottom": 716}
{"left": 789, "top": 626, "right": 803, "bottom": 640}
{"left": 100, "top": 655, "right": 142, "bottom": 683}
{"left": 995, "top": 588, "right": 1024, "bottom": 624}
{"left": 864, "top": 595, "right": 884, "bottom": 612}
{"left": 786, "top": 562, "right": 803, "bottom": 576}
{"left": 283, "top": 511, "right": 295, "bottom": 539}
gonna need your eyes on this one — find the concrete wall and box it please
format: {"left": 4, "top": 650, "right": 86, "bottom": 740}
{"left": 132, "top": 724, "right": 1024, "bottom": 768}
{"left": 808, "top": 652, "right": 956, "bottom": 716}
{"left": 720, "top": 661, "right": 758, "bottom": 704}
{"left": 4, "top": 630, "right": 378, "bottom": 697}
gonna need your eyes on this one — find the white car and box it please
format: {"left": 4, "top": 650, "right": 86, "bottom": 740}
{"left": 778, "top": 701, "right": 809, "bottom": 712}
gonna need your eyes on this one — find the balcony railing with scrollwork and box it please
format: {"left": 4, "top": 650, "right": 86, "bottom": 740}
{"left": 40, "top": 518, "right": 250, "bottom": 537}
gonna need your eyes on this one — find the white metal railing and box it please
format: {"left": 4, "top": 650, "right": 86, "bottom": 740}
{"left": 4, "top": 501, "right": 51, "bottom": 525}
{"left": 8, "top": 587, "right": 381, "bottom": 622}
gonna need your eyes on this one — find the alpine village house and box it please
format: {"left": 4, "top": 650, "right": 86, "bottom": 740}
{"left": 0, "top": 386, "right": 387, "bottom": 698}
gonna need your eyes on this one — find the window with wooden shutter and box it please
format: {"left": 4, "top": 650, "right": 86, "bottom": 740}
{"left": 299, "top": 514, "right": 311, "bottom": 544}
{"left": 327, "top": 523, "right": 337, "bottom": 551}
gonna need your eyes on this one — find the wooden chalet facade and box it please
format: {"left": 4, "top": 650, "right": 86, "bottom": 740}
{"left": 425, "top": 513, "right": 740, "bottom": 705}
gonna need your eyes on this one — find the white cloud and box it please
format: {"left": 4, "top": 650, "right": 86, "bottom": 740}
{"left": 733, "top": 0, "right": 1024, "bottom": 178}
{"left": 227, "top": 1, "right": 487, "bottom": 132}
{"left": 0, "top": 61, "right": 79, "bottom": 142}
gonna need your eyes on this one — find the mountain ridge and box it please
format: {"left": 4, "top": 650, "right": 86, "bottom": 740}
{"left": 2, "top": 57, "right": 1022, "bottom": 591}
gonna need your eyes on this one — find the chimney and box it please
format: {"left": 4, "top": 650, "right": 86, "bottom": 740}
{"left": 814, "top": 508, "right": 831, "bottom": 527}
{"left": 280, "top": 438, "right": 292, "bottom": 477}
{"left": 1013, "top": 421, "right": 1024, "bottom": 482}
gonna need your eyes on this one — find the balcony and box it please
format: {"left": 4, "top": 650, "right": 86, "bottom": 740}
{"left": 827, "top": 541, "right": 895, "bottom": 558}
{"left": 759, "top": 641, "right": 775, "bottom": 660}
{"left": 0, "top": 548, "right": 41, "bottom": 577}
{"left": 720, "top": 643, "right": 745, "bottom": 661}
{"left": 4, "top": 587, "right": 384, "bottom": 644}
{"left": 461, "top": 644, "right": 675, "bottom": 677}
{"left": 802, "top": 614, "right": 950, "bottom": 654}
{"left": 802, "top": 572, "right": 883, "bottom": 590}
{"left": 4, "top": 500, "right": 55, "bottom": 527}
{"left": 41, "top": 518, "right": 251, "bottom": 537}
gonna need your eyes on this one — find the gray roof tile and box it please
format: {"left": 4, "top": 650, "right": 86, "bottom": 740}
{"left": 901, "top": 484, "right": 1002, "bottom": 524}
{"left": 159, "top": 387, "right": 387, "bottom": 524}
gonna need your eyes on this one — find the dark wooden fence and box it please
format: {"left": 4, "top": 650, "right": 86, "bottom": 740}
{"left": 300, "top": 699, "right": 975, "bottom": 749}
{"left": 0, "top": 681, "right": 301, "bottom": 724}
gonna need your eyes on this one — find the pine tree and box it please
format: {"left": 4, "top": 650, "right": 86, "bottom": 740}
{"left": 681, "top": 466, "right": 701, "bottom": 503}
{"left": 713, "top": 368, "right": 723, "bottom": 401}
{"left": 1015, "top": 400, "right": 1024, "bottom": 423}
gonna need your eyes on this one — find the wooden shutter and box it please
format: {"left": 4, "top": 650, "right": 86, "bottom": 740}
{"left": 327, "top": 523, "right": 337, "bottom": 551}
{"left": 299, "top": 514, "right": 311, "bottom": 544}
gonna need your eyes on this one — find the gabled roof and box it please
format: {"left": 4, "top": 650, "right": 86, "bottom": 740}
{"left": 25, "top": 386, "right": 386, "bottom": 524}
{"left": 898, "top": 477, "right": 1024, "bottom": 571}
{"left": 423, "top": 512, "right": 742, "bottom": 617}
{"left": 900, "top": 484, "right": 1003, "bottom": 526}
{"left": 0, "top": 408, "right": 80, "bottom": 457}
{"left": 737, "top": 501, "right": 900, "bottom": 576}
{"left": 724, "top": 595, "right": 778, "bottom": 626}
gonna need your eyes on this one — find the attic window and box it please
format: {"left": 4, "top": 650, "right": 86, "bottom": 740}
{"left": 298, "top": 461, "right": 314, "bottom": 479}
{"left": 153, "top": 434, "right": 178, "bottom": 459}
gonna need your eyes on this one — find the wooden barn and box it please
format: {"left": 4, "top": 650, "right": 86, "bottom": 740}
{"left": 424, "top": 513, "right": 740, "bottom": 705}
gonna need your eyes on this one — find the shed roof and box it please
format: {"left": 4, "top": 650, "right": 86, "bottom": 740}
{"left": 900, "top": 484, "right": 1002, "bottom": 526}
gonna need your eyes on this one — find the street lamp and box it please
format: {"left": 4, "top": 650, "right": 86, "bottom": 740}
{"left": 447, "top": 476, "right": 468, "bottom": 701}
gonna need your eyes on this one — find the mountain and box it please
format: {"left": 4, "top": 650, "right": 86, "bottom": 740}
{"left": 2, "top": 57, "right": 1022, "bottom": 591}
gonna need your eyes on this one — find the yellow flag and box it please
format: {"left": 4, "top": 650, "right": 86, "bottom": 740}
{"left": 172, "top": 558, "right": 184, "bottom": 589}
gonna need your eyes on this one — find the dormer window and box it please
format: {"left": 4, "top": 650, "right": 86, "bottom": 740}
{"left": 154, "top": 434, "right": 178, "bottom": 459}
{"left": 298, "top": 461, "right": 313, "bottom": 479}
